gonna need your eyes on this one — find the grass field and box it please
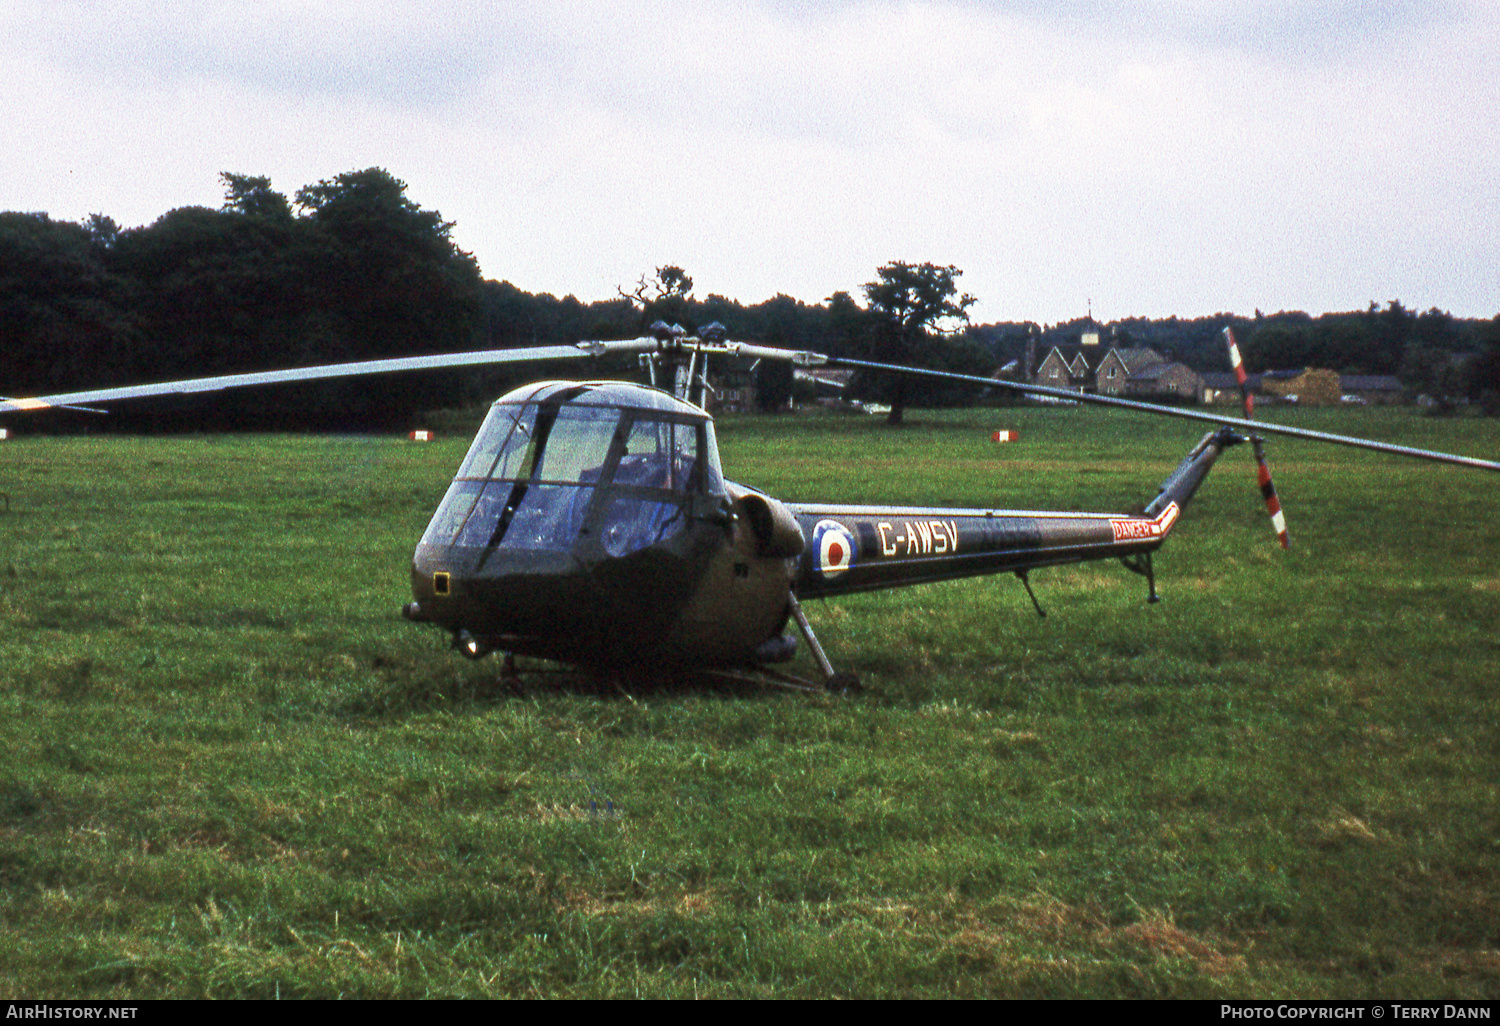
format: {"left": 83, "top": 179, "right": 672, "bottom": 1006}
{"left": 1, "top": 405, "right": 1497, "bottom": 998}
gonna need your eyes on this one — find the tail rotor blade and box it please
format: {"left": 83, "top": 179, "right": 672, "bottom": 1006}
{"left": 1224, "top": 326, "right": 1254, "bottom": 418}
{"left": 1252, "top": 436, "right": 1291, "bottom": 549}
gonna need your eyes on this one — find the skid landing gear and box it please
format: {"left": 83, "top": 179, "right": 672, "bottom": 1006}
{"left": 787, "top": 592, "right": 862, "bottom": 693}
{"left": 1120, "top": 551, "right": 1161, "bottom": 604}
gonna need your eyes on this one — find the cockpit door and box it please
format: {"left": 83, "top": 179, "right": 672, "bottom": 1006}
{"left": 593, "top": 415, "right": 709, "bottom": 556}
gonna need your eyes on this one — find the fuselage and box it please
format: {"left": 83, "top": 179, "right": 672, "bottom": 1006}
{"left": 403, "top": 380, "right": 1231, "bottom": 670}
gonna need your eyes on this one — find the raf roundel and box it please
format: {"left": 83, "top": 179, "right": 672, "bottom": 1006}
{"left": 814, "top": 520, "right": 857, "bottom": 579}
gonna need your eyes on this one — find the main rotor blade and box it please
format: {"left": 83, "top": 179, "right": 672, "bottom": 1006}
{"left": 1, "top": 397, "right": 108, "bottom": 415}
{"left": 824, "top": 356, "right": 1500, "bottom": 474}
{"left": 0, "top": 340, "right": 659, "bottom": 415}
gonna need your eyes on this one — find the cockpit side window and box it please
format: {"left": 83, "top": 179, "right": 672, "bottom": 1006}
{"left": 615, "top": 418, "right": 700, "bottom": 493}
{"left": 594, "top": 416, "right": 719, "bottom": 557}
{"left": 699, "top": 421, "right": 726, "bottom": 496}
{"left": 531, "top": 405, "right": 619, "bottom": 485}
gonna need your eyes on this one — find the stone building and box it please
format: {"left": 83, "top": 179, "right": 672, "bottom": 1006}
{"left": 1122, "top": 361, "right": 1204, "bottom": 402}
{"left": 1094, "top": 347, "right": 1165, "bottom": 396}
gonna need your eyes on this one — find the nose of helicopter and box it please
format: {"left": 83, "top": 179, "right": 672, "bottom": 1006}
{"left": 405, "top": 555, "right": 570, "bottom": 635}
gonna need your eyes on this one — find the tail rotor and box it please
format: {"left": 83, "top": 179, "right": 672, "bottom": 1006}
{"left": 1224, "top": 327, "right": 1291, "bottom": 549}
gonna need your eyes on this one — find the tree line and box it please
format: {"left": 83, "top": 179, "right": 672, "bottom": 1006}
{"left": 3, "top": 169, "right": 1498, "bottom": 428}
{"left": 2, "top": 170, "right": 492, "bottom": 428}
{"left": 978, "top": 305, "right": 1500, "bottom": 405}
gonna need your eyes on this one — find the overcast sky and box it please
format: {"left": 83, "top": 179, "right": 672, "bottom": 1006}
{"left": 3, "top": 1, "right": 1497, "bottom": 326}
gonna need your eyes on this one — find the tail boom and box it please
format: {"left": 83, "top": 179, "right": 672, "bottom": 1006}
{"left": 790, "top": 429, "right": 1233, "bottom": 600}
{"left": 787, "top": 504, "right": 1167, "bottom": 598}
{"left": 1145, "top": 426, "right": 1241, "bottom": 518}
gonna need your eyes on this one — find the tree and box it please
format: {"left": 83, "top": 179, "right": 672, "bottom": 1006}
{"left": 103, "top": 203, "right": 323, "bottom": 429}
{"left": 220, "top": 173, "right": 293, "bottom": 222}
{"left": 285, "top": 169, "right": 484, "bottom": 421}
{"left": 1246, "top": 319, "right": 1314, "bottom": 371}
{"left": 861, "top": 262, "right": 976, "bottom": 424}
{"left": 0, "top": 212, "right": 136, "bottom": 395}
{"left": 753, "top": 303, "right": 805, "bottom": 412}
{"left": 82, "top": 213, "right": 120, "bottom": 250}
{"left": 824, "top": 290, "right": 869, "bottom": 359}
{"left": 752, "top": 320, "right": 794, "bottom": 412}
{"left": 619, "top": 265, "right": 695, "bottom": 332}
{"left": 1473, "top": 315, "right": 1500, "bottom": 416}
{"left": 293, "top": 168, "right": 481, "bottom": 352}
{"left": 1355, "top": 300, "right": 1413, "bottom": 374}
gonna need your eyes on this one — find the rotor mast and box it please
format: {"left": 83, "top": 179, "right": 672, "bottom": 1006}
{"left": 627, "top": 320, "right": 830, "bottom": 410}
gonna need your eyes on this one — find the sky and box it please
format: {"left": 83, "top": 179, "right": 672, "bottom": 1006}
{"left": 3, "top": 0, "right": 1497, "bottom": 327}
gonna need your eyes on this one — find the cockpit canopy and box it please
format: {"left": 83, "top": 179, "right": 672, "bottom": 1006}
{"left": 420, "top": 381, "right": 726, "bottom": 558}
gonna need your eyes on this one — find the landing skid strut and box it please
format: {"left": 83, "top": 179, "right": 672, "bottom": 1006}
{"left": 787, "top": 592, "right": 861, "bottom": 693}
{"left": 1120, "top": 550, "right": 1161, "bottom": 604}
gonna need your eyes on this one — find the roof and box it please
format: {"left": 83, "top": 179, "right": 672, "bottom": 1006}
{"left": 1128, "top": 362, "right": 1199, "bottom": 382}
{"left": 1114, "top": 348, "right": 1166, "bottom": 373}
{"left": 492, "top": 380, "right": 708, "bottom": 418}
{"left": 1037, "top": 345, "right": 1096, "bottom": 373}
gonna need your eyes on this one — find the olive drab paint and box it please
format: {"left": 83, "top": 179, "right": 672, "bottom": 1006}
{"left": 400, "top": 377, "right": 1235, "bottom": 671}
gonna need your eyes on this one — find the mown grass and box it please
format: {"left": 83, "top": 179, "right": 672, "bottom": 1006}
{"left": 0, "top": 407, "right": 1497, "bottom": 998}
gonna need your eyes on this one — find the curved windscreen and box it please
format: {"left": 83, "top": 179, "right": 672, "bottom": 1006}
{"left": 421, "top": 394, "right": 724, "bottom": 557}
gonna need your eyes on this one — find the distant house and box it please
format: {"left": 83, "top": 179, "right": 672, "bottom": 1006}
{"left": 1203, "top": 370, "right": 1406, "bottom": 407}
{"left": 1034, "top": 346, "right": 1094, "bottom": 392}
{"left": 713, "top": 383, "right": 758, "bottom": 413}
{"left": 1031, "top": 341, "right": 1203, "bottom": 402}
{"left": 1094, "top": 348, "right": 1164, "bottom": 397}
{"left": 1123, "top": 361, "right": 1204, "bottom": 402}
{"left": 1029, "top": 318, "right": 1108, "bottom": 389}
{"left": 1201, "top": 372, "right": 1261, "bottom": 406}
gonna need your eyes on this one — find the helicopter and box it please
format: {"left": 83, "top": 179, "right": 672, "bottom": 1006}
{"left": 4, "top": 323, "right": 1497, "bottom": 692}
